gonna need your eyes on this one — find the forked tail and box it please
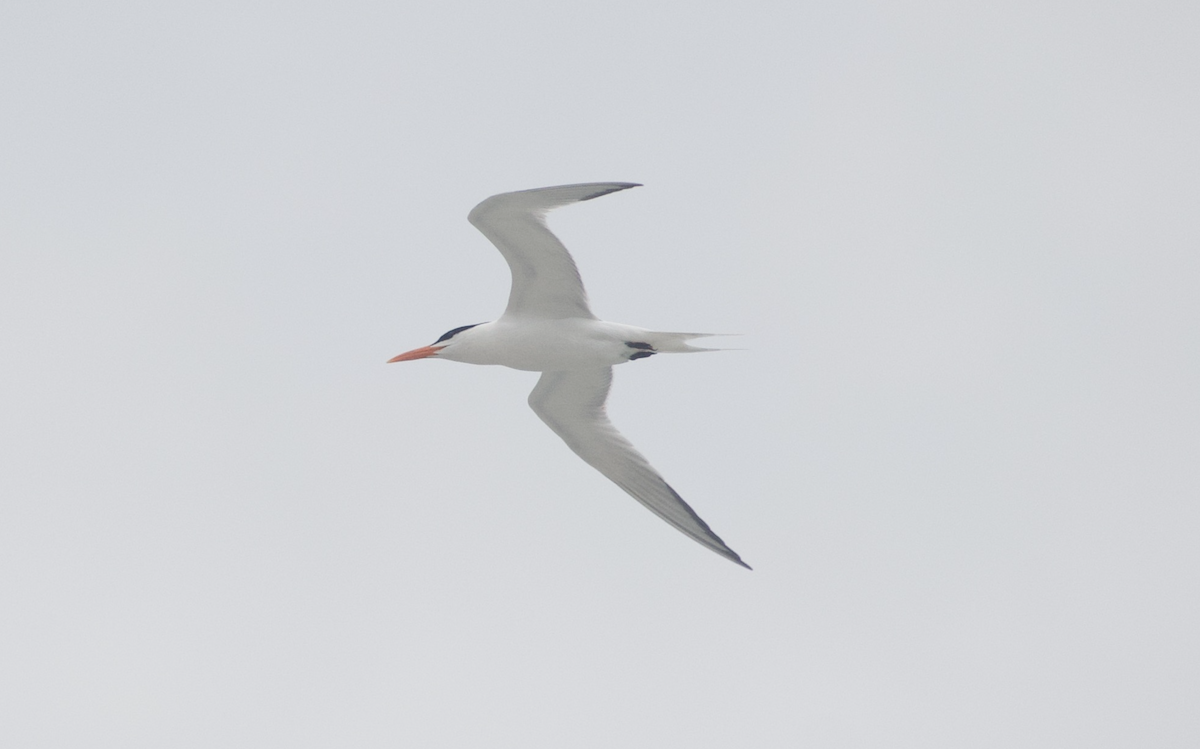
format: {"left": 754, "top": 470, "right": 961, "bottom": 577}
{"left": 641, "top": 332, "right": 737, "bottom": 353}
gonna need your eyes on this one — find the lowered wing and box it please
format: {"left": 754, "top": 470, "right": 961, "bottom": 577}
{"left": 528, "top": 367, "right": 749, "bottom": 568}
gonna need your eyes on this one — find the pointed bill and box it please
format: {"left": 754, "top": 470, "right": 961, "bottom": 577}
{"left": 387, "top": 345, "right": 443, "bottom": 363}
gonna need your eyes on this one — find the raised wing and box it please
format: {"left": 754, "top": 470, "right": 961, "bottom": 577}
{"left": 467, "top": 182, "right": 640, "bottom": 320}
{"left": 528, "top": 367, "right": 750, "bottom": 569}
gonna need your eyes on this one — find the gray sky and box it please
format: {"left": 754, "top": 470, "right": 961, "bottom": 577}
{"left": 2, "top": 1, "right": 1197, "bottom": 747}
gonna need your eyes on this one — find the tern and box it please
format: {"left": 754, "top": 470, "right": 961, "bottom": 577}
{"left": 390, "top": 183, "right": 748, "bottom": 569}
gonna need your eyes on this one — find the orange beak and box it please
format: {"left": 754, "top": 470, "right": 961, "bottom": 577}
{"left": 387, "top": 345, "right": 444, "bottom": 363}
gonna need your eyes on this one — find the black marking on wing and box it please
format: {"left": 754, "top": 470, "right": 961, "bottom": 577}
{"left": 578, "top": 183, "right": 642, "bottom": 201}
{"left": 435, "top": 323, "right": 483, "bottom": 344}
{"left": 624, "top": 341, "right": 654, "bottom": 350}
{"left": 628, "top": 351, "right": 655, "bottom": 361}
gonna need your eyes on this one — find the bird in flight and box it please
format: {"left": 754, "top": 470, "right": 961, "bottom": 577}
{"left": 389, "top": 183, "right": 748, "bottom": 569}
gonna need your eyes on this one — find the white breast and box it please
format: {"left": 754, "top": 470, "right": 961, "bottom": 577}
{"left": 438, "top": 319, "right": 652, "bottom": 371}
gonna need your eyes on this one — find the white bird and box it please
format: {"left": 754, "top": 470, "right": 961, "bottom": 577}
{"left": 390, "top": 183, "right": 749, "bottom": 569}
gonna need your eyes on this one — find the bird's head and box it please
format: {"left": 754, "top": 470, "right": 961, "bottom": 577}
{"left": 387, "top": 323, "right": 484, "bottom": 363}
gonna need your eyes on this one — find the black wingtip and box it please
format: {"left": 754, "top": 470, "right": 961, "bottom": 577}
{"left": 579, "top": 182, "right": 642, "bottom": 201}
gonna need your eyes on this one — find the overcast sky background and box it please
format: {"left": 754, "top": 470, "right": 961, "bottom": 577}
{"left": 2, "top": 2, "right": 1198, "bottom": 747}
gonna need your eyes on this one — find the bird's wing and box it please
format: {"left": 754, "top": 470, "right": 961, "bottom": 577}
{"left": 528, "top": 367, "right": 749, "bottom": 568}
{"left": 467, "top": 182, "right": 640, "bottom": 320}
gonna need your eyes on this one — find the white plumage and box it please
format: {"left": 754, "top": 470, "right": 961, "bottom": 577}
{"left": 390, "top": 183, "right": 748, "bottom": 569}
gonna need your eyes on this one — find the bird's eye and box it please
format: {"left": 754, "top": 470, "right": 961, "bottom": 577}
{"left": 435, "top": 323, "right": 483, "bottom": 343}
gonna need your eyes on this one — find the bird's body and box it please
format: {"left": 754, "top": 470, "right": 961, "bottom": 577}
{"left": 435, "top": 319, "right": 705, "bottom": 371}
{"left": 391, "top": 182, "right": 749, "bottom": 569}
